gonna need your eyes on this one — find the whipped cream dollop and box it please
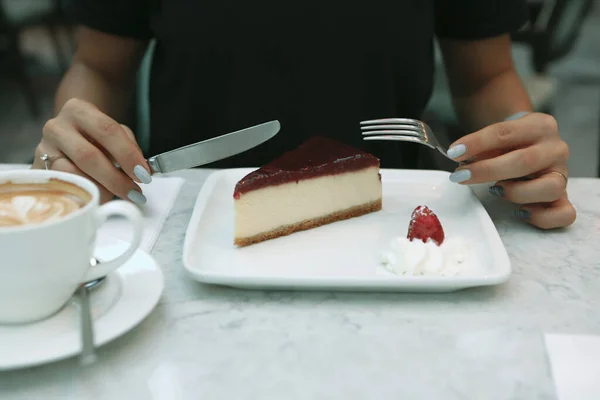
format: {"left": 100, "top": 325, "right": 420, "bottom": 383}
{"left": 380, "top": 237, "right": 469, "bottom": 277}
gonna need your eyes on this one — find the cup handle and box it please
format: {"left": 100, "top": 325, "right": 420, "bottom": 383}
{"left": 82, "top": 201, "right": 144, "bottom": 282}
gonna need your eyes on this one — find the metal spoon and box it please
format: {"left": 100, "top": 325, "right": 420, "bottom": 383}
{"left": 87, "top": 257, "right": 106, "bottom": 290}
{"left": 78, "top": 258, "right": 105, "bottom": 365}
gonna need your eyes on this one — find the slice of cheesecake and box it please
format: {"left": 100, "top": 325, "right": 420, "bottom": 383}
{"left": 233, "top": 136, "right": 382, "bottom": 247}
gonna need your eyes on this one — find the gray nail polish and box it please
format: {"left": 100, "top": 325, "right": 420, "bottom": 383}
{"left": 133, "top": 165, "right": 152, "bottom": 184}
{"left": 449, "top": 169, "right": 471, "bottom": 183}
{"left": 127, "top": 190, "right": 147, "bottom": 205}
{"left": 504, "top": 111, "right": 531, "bottom": 121}
{"left": 447, "top": 144, "right": 467, "bottom": 159}
{"left": 489, "top": 185, "right": 504, "bottom": 197}
{"left": 514, "top": 209, "right": 531, "bottom": 220}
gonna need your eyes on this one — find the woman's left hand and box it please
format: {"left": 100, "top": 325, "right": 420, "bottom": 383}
{"left": 446, "top": 112, "right": 576, "bottom": 229}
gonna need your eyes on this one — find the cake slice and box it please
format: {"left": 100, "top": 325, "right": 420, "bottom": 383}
{"left": 233, "top": 136, "right": 382, "bottom": 246}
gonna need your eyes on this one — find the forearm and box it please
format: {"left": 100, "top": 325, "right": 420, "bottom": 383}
{"left": 439, "top": 34, "right": 533, "bottom": 131}
{"left": 452, "top": 68, "right": 533, "bottom": 131}
{"left": 54, "top": 58, "right": 135, "bottom": 123}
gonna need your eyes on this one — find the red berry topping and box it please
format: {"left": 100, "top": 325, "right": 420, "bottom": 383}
{"left": 407, "top": 205, "right": 445, "bottom": 246}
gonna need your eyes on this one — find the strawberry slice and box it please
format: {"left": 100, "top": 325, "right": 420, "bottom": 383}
{"left": 407, "top": 205, "right": 445, "bottom": 246}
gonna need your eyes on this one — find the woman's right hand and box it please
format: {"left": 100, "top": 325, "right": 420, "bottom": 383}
{"left": 32, "top": 98, "right": 152, "bottom": 205}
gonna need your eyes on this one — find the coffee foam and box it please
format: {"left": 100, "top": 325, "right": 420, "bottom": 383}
{"left": 0, "top": 178, "right": 92, "bottom": 228}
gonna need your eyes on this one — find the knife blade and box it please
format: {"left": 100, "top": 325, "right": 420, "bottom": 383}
{"left": 146, "top": 120, "right": 280, "bottom": 173}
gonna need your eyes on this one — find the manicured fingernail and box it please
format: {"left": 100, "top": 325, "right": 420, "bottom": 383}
{"left": 514, "top": 209, "right": 530, "bottom": 220}
{"left": 447, "top": 144, "right": 467, "bottom": 159}
{"left": 133, "top": 165, "right": 152, "bottom": 184}
{"left": 489, "top": 185, "right": 504, "bottom": 197}
{"left": 449, "top": 169, "right": 471, "bottom": 183}
{"left": 504, "top": 111, "right": 531, "bottom": 121}
{"left": 127, "top": 190, "right": 147, "bottom": 205}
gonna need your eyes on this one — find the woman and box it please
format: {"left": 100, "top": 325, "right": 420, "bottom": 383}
{"left": 32, "top": 0, "right": 575, "bottom": 229}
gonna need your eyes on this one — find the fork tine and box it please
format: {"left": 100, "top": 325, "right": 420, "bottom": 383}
{"left": 360, "top": 118, "right": 420, "bottom": 125}
{"left": 361, "top": 129, "right": 423, "bottom": 137}
{"left": 360, "top": 124, "right": 424, "bottom": 132}
{"left": 362, "top": 135, "right": 435, "bottom": 148}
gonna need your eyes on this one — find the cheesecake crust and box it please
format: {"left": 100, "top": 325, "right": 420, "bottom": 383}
{"left": 234, "top": 198, "right": 382, "bottom": 247}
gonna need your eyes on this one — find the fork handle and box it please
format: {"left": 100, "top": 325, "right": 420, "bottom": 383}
{"left": 458, "top": 157, "right": 477, "bottom": 166}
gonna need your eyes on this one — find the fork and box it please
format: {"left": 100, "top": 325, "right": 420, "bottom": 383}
{"left": 360, "top": 118, "right": 468, "bottom": 163}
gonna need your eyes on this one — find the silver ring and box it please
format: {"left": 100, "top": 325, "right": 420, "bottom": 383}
{"left": 40, "top": 154, "right": 65, "bottom": 170}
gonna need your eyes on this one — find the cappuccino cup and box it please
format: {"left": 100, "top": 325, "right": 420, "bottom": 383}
{"left": 0, "top": 169, "right": 143, "bottom": 324}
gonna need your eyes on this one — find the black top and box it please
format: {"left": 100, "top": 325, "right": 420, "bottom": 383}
{"left": 67, "top": 0, "right": 528, "bottom": 169}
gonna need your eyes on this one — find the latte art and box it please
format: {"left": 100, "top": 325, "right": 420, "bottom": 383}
{"left": 0, "top": 193, "right": 82, "bottom": 226}
{"left": 0, "top": 179, "right": 91, "bottom": 228}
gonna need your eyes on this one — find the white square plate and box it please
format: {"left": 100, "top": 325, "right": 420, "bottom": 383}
{"left": 183, "top": 169, "right": 511, "bottom": 292}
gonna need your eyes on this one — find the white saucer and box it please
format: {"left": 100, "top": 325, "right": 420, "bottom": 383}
{"left": 0, "top": 237, "right": 164, "bottom": 371}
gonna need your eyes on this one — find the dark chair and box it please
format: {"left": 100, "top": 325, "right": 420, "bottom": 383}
{"left": 134, "top": 40, "right": 155, "bottom": 155}
{"left": 0, "top": 0, "right": 73, "bottom": 119}
{"left": 512, "top": 0, "right": 595, "bottom": 74}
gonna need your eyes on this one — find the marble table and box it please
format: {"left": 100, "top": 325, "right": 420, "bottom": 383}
{"left": 1, "top": 167, "right": 599, "bottom": 400}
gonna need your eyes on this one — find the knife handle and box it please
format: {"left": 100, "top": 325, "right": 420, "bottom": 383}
{"left": 147, "top": 157, "right": 162, "bottom": 174}
{"left": 115, "top": 159, "right": 161, "bottom": 175}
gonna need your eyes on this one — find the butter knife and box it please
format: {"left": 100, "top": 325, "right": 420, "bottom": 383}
{"left": 146, "top": 120, "right": 280, "bottom": 173}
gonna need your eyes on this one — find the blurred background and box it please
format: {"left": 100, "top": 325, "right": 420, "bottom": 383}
{"left": 0, "top": 0, "right": 599, "bottom": 176}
